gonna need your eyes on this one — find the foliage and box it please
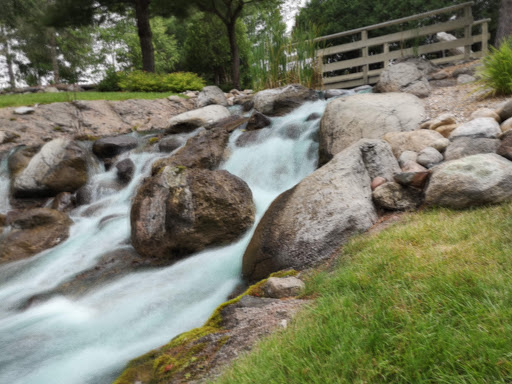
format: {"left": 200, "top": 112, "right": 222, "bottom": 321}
{"left": 97, "top": 68, "right": 124, "bottom": 91}
{"left": 118, "top": 70, "right": 205, "bottom": 92}
{"left": 478, "top": 36, "right": 512, "bottom": 96}
{"left": 0, "top": 91, "right": 177, "bottom": 108}
{"left": 184, "top": 12, "right": 250, "bottom": 88}
{"left": 249, "top": 15, "right": 322, "bottom": 91}
{"left": 214, "top": 202, "right": 512, "bottom": 383}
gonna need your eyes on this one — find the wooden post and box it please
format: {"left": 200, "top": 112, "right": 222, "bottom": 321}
{"left": 463, "top": 4, "right": 473, "bottom": 60}
{"left": 361, "top": 30, "right": 368, "bottom": 84}
{"left": 482, "top": 21, "right": 489, "bottom": 55}
{"left": 383, "top": 43, "right": 390, "bottom": 67}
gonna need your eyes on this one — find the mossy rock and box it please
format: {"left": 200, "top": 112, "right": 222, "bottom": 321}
{"left": 114, "top": 269, "right": 297, "bottom": 384}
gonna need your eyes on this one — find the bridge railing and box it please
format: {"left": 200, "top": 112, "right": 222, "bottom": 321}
{"left": 314, "top": 2, "right": 490, "bottom": 89}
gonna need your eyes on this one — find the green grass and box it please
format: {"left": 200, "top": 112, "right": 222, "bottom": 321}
{"left": 213, "top": 203, "right": 512, "bottom": 384}
{"left": 477, "top": 37, "right": 512, "bottom": 96}
{"left": 0, "top": 91, "right": 179, "bottom": 109}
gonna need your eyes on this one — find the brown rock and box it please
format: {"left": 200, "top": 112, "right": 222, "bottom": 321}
{"left": 246, "top": 111, "right": 271, "bottom": 131}
{"left": 401, "top": 160, "right": 427, "bottom": 173}
{"left": 429, "top": 113, "right": 457, "bottom": 130}
{"left": 501, "top": 117, "right": 512, "bottom": 133}
{"left": 211, "top": 115, "right": 249, "bottom": 133}
{"left": 262, "top": 277, "right": 305, "bottom": 298}
{"left": 497, "top": 132, "right": 512, "bottom": 160}
{"left": 152, "top": 128, "right": 229, "bottom": 174}
{"left": 471, "top": 108, "right": 501, "bottom": 123}
{"left": 371, "top": 176, "right": 387, "bottom": 190}
{"left": 394, "top": 171, "right": 431, "bottom": 189}
{"left": 0, "top": 208, "right": 73, "bottom": 264}
{"left": 496, "top": 99, "right": 512, "bottom": 122}
{"left": 7, "top": 146, "right": 40, "bottom": 180}
{"left": 435, "top": 124, "right": 458, "bottom": 138}
{"left": 131, "top": 166, "right": 255, "bottom": 261}
{"left": 50, "top": 192, "right": 75, "bottom": 212}
{"left": 372, "top": 182, "right": 422, "bottom": 211}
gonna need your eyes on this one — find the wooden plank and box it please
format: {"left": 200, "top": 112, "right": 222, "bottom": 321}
{"left": 430, "top": 54, "right": 465, "bottom": 65}
{"left": 361, "top": 30, "right": 369, "bottom": 83}
{"left": 481, "top": 21, "right": 489, "bottom": 54}
{"left": 317, "top": 18, "right": 469, "bottom": 57}
{"left": 324, "top": 75, "right": 381, "bottom": 89}
{"left": 313, "top": 2, "right": 474, "bottom": 43}
{"left": 323, "top": 69, "right": 383, "bottom": 84}
{"left": 323, "top": 37, "right": 474, "bottom": 73}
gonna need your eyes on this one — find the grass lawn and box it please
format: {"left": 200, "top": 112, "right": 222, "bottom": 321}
{"left": 214, "top": 203, "right": 512, "bottom": 384}
{"left": 0, "top": 91, "right": 179, "bottom": 108}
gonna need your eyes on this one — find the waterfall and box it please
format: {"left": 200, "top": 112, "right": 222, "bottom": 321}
{"left": 0, "top": 99, "right": 327, "bottom": 384}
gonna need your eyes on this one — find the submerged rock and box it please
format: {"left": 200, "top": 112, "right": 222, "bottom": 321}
{"left": 131, "top": 166, "right": 255, "bottom": 261}
{"left": 242, "top": 139, "right": 400, "bottom": 282}
{"left": 0, "top": 208, "right": 73, "bottom": 264}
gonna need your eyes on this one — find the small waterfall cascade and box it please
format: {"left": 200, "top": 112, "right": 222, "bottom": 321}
{"left": 0, "top": 99, "right": 327, "bottom": 384}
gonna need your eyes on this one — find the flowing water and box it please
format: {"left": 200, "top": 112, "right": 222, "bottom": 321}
{"left": 0, "top": 99, "right": 327, "bottom": 384}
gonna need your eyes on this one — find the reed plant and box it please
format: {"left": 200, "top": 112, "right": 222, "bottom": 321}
{"left": 249, "top": 23, "right": 323, "bottom": 91}
{"left": 477, "top": 36, "right": 512, "bottom": 96}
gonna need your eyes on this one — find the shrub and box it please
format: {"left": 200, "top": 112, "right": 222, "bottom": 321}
{"left": 98, "top": 68, "right": 124, "bottom": 92}
{"left": 478, "top": 37, "right": 512, "bottom": 96}
{"left": 118, "top": 71, "right": 205, "bottom": 93}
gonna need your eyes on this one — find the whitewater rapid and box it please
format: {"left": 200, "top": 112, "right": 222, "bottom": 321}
{"left": 0, "top": 99, "right": 327, "bottom": 384}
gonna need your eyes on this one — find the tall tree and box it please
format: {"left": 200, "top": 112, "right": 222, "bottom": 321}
{"left": 495, "top": 0, "right": 512, "bottom": 46}
{"left": 191, "top": 0, "right": 280, "bottom": 90}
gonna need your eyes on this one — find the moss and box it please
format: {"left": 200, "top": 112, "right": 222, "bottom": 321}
{"left": 148, "top": 137, "right": 160, "bottom": 145}
{"left": 53, "top": 126, "right": 63, "bottom": 132}
{"left": 9, "top": 117, "right": 17, "bottom": 121}
{"left": 74, "top": 134, "right": 99, "bottom": 141}
{"left": 114, "top": 269, "right": 298, "bottom": 384}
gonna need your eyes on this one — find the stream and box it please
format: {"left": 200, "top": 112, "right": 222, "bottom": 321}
{"left": 0, "top": 99, "right": 327, "bottom": 384}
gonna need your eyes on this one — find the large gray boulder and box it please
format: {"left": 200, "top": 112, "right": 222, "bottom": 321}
{"left": 12, "top": 139, "right": 89, "bottom": 198}
{"left": 242, "top": 139, "right": 400, "bottom": 282}
{"left": 167, "top": 105, "right": 231, "bottom": 133}
{"left": 196, "top": 86, "right": 228, "bottom": 108}
{"left": 0, "top": 208, "right": 73, "bottom": 264}
{"left": 383, "top": 130, "right": 448, "bottom": 158}
{"left": 253, "top": 84, "right": 318, "bottom": 116}
{"left": 131, "top": 166, "right": 255, "bottom": 261}
{"left": 319, "top": 93, "right": 424, "bottom": 165}
{"left": 425, "top": 154, "right": 512, "bottom": 209}
{"left": 450, "top": 118, "right": 501, "bottom": 139}
{"left": 92, "top": 135, "right": 138, "bottom": 159}
{"left": 372, "top": 182, "right": 422, "bottom": 211}
{"left": 375, "top": 62, "right": 431, "bottom": 98}
{"left": 444, "top": 137, "right": 500, "bottom": 161}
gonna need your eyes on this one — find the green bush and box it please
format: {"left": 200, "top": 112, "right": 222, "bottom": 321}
{"left": 98, "top": 68, "right": 124, "bottom": 92}
{"left": 118, "top": 71, "right": 205, "bottom": 93}
{"left": 478, "top": 37, "right": 512, "bottom": 96}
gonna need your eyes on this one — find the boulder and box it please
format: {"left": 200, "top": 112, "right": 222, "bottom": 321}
{"left": 0, "top": 130, "right": 19, "bottom": 145}
{"left": 401, "top": 160, "right": 427, "bottom": 173}
{"left": 394, "top": 171, "right": 431, "bottom": 189}
{"left": 372, "top": 182, "right": 422, "bottom": 211}
{"left": 253, "top": 84, "right": 318, "bottom": 116}
{"left": 398, "top": 151, "right": 418, "bottom": 167}
{"left": 167, "top": 105, "right": 231, "bottom": 133}
{"left": 501, "top": 117, "right": 512, "bottom": 133}
{"left": 371, "top": 176, "right": 387, "bottom": 190}
{"left": 8, "top": 146, "right": 39, "bottom": 179}
{"left": 131, "top": 166, "right": 255, "bottom": 261}
{"left": 152, "top": 128, "right": 229, "bottom": 174}
{"left": 14, "top": 107, "right": 35, "bottom": 115}
{"left": 210, "top": 115, "right": 248, "bottom": 133}
{"left": 496, "top": 99, "right": 512, "bottom": 122}
{"left": 262, "top": 277, "right": 305, "bottom": 298}
{"left": 92, "top": 135, "right": 138, "bottom": 159}
{"left": 319, "top": 93, "right": 424, "bottom": 164}
{"left": 12, "top": 139, "right": 89, "bottom": 198}
{"left": 382, "top": 130, "right": 446, "bottom": 158}
{"left": 158, "top": 136, "right": 184, "bottom": 152}
{"left": 50, "top": 192, "right": 75, "bottom": 212}
{"left": 116, "top": 158, "right": 135, "bottom": 183}
{"left": 306, "top": 112, "right": 321, "bottom": 121}
{"left": 450, "top": 118, "right": 501, "bottom": 139}
{"left": 235, "top": 130, "right": 262, "bottom": 147}
{"left": 444, "top": 137, "right": 500, "bottom": 161}
{"left": 196, "top": 86, "right": 228, "bottom": 108}
{"left": 246, "top": 111, "right": 272, "bottom": 131}
{"left": 471, "top": 108, "right": 501, "bottom": 122}
{"left": 436, "top": 32, "right": 466, "bottom": 56}
{"left": 242, "top": 139, "right": 399, "bottom": 281}
{"left": 416, "top": 147, "right": 443, "bottom": 168}
{"left": 497, "top": 131, "right": 512, "bottom": 160}
{"left": 457, "top": 74, "right": 476, "bottom": 84}
{"left": 425, "top": 154, "right": 512, "bottom": 209}
{"left": 435, "top": 124, "right": 458, "bottom": 138}
{"left": 375, "top": 62, "right": 431, "bottom": 98}
{"left": 0, "top": 208, "right": 73, "bottom": 264}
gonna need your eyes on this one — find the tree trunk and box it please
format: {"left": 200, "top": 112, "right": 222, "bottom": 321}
{"left": 495, "top": 0, "right": 512, "bottom": 46}
{"left": 226, "top": 22, "right": 240, "bottom": 90}
{"left": 134, "top": 0, "right": 155, "bottom": 72}
{"left": 49, "top": 28, "right": 60, "bottom": 84}
{"left": 1, "top": 26, "right": 15, "bottom": 89}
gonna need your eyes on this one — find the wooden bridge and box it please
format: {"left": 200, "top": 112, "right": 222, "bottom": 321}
{"left": 314, "top": 2, "right": 490, "bottom": 89}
